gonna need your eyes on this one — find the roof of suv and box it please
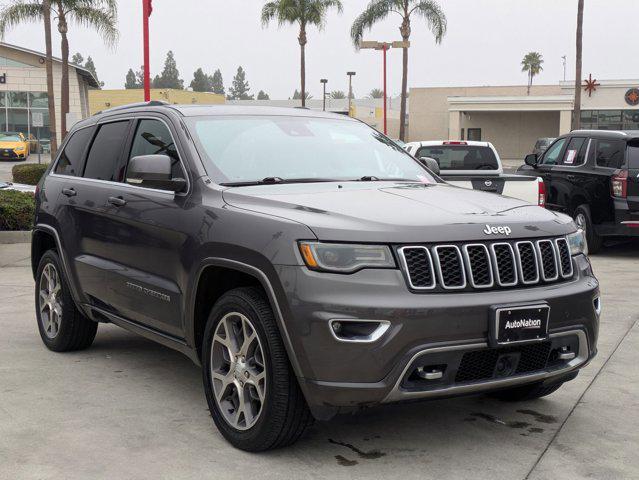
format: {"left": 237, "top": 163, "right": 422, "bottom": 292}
{"left": 570, "top": 129, "right": 639, "bottom": 139}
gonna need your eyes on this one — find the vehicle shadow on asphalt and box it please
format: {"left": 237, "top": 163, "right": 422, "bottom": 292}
{"left": 596, "top": 238, "right": 639, "bottom": 258}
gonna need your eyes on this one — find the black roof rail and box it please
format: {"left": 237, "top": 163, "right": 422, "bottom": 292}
{"left": 96, "top": 100, "right": 169, "bottom": 115}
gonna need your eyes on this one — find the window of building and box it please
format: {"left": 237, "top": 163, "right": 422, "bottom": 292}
{"left": 54, "top": 126, "right": 93, "bottom": 176}
{"left": 83, "top": 121, "right": 130, "bottom": 182}
{"left": 0, "top": 91, "right": 52, "bottom": 152}
{"left": 467, "top": 128, "right": 481, "bottom": 141}
{"left": 581, "top": 109, "right": 639, "bottom": 130}
{"left": 595, "top": 139, "right": 626, "bottom": 169}
{"left": 0, "top": 55, "right": 33, "bottom": 68}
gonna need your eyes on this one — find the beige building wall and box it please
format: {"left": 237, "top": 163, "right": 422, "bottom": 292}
{"left": 89, "top": 89, "right": 225, "bottom": 115}
{"left": 0, "top": 45, "right": 90, "bottom": 144}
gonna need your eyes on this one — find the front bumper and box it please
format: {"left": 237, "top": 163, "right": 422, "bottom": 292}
{"left": 275, "top": 254, "right": 599, "bottom": 415}
{"left": 0, "top": 149, "right": 25, "bottom": 159}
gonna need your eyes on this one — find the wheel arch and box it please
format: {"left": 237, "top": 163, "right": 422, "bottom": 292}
{"left": 189, "top": 258, "right": 304, "bottom": 379}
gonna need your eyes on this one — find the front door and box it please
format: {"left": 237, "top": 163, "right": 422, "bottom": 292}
{"left": 536, "top": 137, "right": 567, "bottom": 209}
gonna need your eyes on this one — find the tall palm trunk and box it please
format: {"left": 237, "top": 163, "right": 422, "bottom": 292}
{"left": 573, "top": 0, "right": 584, "bottom": 130}
{"left": 299, "top": 24, "right": 307, "bottom": 107}
{"left": 399, "top": 12, "right": 411, "bottom": 141}
{"left": 57, "top": 4, "right": 69, "bottom": 138}
{"left": 42, "top": 0, "right": 57, "bottom": 156}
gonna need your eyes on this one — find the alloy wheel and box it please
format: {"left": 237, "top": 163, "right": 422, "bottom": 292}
{"left": 210, "top": 312, "right": 266, "bottom": 431}
{"left": 38, "top": 263, "right": 62, "bottom": 339}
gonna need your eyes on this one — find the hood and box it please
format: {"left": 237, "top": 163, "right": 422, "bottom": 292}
{"left": 222, "top": 181, "right": 575, "bottom": 243}
{"left": 0, "top": 141, "right": 25, "bottom": 149}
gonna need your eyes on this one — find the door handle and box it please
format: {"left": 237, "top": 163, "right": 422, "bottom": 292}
{"left": 566, "top": 175, "right": 578, "bottom": 181}
{"left": 108, "top": 196, "right": 127, "bottom": 207}
{"left": 61, "top": 188, "right": 76, "bottom": 197}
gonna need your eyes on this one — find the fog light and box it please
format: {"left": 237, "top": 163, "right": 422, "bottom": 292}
{"left": 331, "top": 322, "right": 342, "bottom": 333}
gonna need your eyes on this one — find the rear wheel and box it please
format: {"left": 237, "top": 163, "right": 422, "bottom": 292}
{"left": 35, "top": 250, "right": 98, "bottom": 351}
{"left": 574, "top": 204, "right": 602, "bottom": 254}
{"left": 489, "top": 381, "right": 564, "bottom": 401}
{"left": 202, "top": 287, "right": 312, "bottom": 451}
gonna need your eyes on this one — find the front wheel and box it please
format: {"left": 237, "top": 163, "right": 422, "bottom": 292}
{"left": 202, "top": 287, "right": 312, "bottom": 451}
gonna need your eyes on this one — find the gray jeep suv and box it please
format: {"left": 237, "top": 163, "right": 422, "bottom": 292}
{"left": 32, "top": 103, "right": 600, "bottom": 451}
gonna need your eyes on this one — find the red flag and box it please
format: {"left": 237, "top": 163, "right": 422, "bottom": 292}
{"left": 147, "top": 0, "right": 152, "bottom": 16}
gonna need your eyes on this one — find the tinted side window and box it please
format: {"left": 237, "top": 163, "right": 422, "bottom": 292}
{"left": 54, "top": 127, "right": 93, "bottom": 176}
{"left": 595, "top": 139, "right": 626, "bottom": 169}
{"left": 83, "top": 121, "right": 130, "bottom": 181}
{"left": 628, "top": 141, "right": 639, "bottom": 169}
{"left": 541, "top": 138, "right": 566, "bottom": 165}
{"left": 560, "top": 137, "right": 587, "bottom": 166}
{"left": 127, "top": 119, "right": 184, "bottom": 180}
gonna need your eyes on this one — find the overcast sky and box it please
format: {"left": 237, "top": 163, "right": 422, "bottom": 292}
{"left": 3, "top": 0, "right": 636, "bottom": 99}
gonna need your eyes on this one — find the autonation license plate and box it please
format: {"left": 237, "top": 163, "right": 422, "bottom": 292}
{"left": 491, "top": 305, "right": 549, "bottom": 346}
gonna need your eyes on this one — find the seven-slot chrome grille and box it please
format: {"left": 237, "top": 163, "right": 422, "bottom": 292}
{"left": 398, "top": 237, "right": 573, "bottom": 292}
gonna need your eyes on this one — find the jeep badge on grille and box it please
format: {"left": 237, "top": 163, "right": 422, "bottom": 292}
{"left": 483, "top": 225, "right": 512, "bottom": 236}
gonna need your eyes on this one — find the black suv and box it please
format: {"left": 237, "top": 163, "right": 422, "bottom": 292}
{"left": 32, "top": 103, "right": 600, "bottom": 451}
{"left": 520, "top": 130, "right": 639, "bottom": 253}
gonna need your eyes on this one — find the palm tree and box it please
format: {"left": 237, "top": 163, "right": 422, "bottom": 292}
{"left": 53, "top": 0, "right": 118, "bottom": 137}
{"left": 0, "top": 0, "right": 58, "bottom": 155}
{"left": 352, "top": 0, "right": 446, "bottom": 141}
{"left": 261, "top": 0, "right": 343, "bottom": 107}
{"left": 368, "top": 88, "right": 384, "bottom": 99}
{"left": 521, "top": 52, "right": 544, "bottom": 95}
{"left": 573, "top": 0, "right": 584, "bottom": 130}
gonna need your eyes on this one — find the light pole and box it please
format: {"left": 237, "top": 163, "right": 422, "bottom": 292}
{"left": 347, "top": 71, "right": 356, "bottom": 116}
{"left": 359, "top": 41, "right": 409, "bottom": 135}
{"left": 320, "top": 79, "right": 328, "bottom": 111}
{"left": 562, "top": 55, "right": 567, "bottom": 82}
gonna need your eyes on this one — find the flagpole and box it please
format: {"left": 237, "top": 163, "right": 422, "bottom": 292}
{"left": 142, "top": 0, "right": 151, "bottom": 101}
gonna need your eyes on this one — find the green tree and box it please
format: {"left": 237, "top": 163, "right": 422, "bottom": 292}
{"left": 84, "top": 56, "right": 103, "bottom": 88}
{"left": 261, "top": 0, "right": 343, "bottom": 107}
{"left": 190, "top": 67, "right": 214, "bottom": 92}
{"left": 228, "top": 66, "right": 254, "bottom": 100}
{"left": 292, "top": 89, "right": 312, "bottom": 100}
{"left": 124, "top": 66, "right": 144, "bottom": 89}
{"left": 212, "top": 69, "right": 225, "bottom": 95}
{"left": 368, "top": 88, "right": 384, "bottom": 99}
{"left": 0, "top": 0, "right": 59, "bottom": 154}
{"left": 257, "top": 90, "right": 270, "bottom": 100}
{"left": 53, "top": 0, "right": 118, "bottom": 136}
{"left": 521, "top": 51, "right": 543, "bottom": 95}
{"left": 71, "top": 51, "right": 83, "bottom": 64}
{"left": 573, "top": 0, "right": 584, "bottom": 129}
{"left": 330, "top": 90, "right": 346, "bottom": 99}
{"left": 152, "top": 50, "right": 184, "bottom": 89}
{"left": 352, "top": 0, "right": 447, "bottom": 141}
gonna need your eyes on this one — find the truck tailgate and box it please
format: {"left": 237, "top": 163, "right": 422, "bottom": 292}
{"left": 442, "top": 174, "right": 540, "bottom": 205}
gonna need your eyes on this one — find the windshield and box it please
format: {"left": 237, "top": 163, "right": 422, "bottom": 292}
{"left": 187, "top": 115, "right": 436, "bottom": 185}
{"left": 416, "top": 145, "right": 499, "bottom": 171}
{"left": 0, "top": 134, "right": 22, "bottom": 142}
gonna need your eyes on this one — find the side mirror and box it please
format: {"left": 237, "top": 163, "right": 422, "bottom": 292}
{"left": 126, "top": 154, "right": 186, "bottom": 192}
{"left": 524, "top": 153, "right": 539, "bottom": 167}
{"left": 419, "top": 156, "right": 440, "bottom": 176}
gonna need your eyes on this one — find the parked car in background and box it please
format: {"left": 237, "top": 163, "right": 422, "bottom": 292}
{"left": 518, "top": 130, "right": 639, "bottom": 253}
{"left": 0, "top": 181, "right": 36, "bottom": 193}
{"left": 405, "top": 140, "right": 545, "bottom": 206}
{"left": 533, "top": 137, "right": 556, "bottom": 156}
{"left": 0, "top": 132, "right": 29, "bottom": 160}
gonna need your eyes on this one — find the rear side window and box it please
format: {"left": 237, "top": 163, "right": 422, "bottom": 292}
{"left": 595, "top": 139, "right": 626, "bottom": 169}
{"left": 415, "top": 145, "right": 498, "bottom": 171}
{"left": 628, "top": 141, "right": 639, "bottom": 169}
{"left": 127, "top": 119, "right": 184, "bottom": 181}
{"left": 560, "top": 137, "right": 587, "bottom": 166}
{"left": 54, "top": 127, "right": 93, "bottom": 176}
{"left": 83, "top": 121, "right": 130, "bottom": 181}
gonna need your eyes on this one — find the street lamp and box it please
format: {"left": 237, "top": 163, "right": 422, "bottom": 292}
{"left": 347, "top": 71, "right": 356, "bottom": 116}
{"left": 320, "top": 79, "right": 328, "bottom": 111}
{"left": 359, "top": 40, "right": 409, "bottom": 135}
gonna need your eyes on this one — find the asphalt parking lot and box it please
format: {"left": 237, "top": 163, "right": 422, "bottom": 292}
{"left": 0, "top": 155, "right": 50, "bottom": 183}
{"left": 0, "top": 241, "right": 637, "bottom": 480}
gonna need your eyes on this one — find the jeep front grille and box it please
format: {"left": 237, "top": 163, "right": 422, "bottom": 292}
{"left": 398, "top": 237, "right": 573, "bottom": 292}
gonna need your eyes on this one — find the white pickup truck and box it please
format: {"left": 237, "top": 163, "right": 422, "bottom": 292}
{"left": 404, "top": 140, "right": 545, "bottom": 206}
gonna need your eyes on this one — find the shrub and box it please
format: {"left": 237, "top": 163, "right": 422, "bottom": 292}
{"left": 0, "top": 190, "right": 35, "bottom": 231}
{"left": 12, "top": 163, "right": 49, "bottom": 185}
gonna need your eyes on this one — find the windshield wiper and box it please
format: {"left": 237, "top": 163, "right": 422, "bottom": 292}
{"left": 220, "top": 177, "right": 342, "bottom": 187}
{"left": 353, "top": 176, "right": 419, "bottom": 182}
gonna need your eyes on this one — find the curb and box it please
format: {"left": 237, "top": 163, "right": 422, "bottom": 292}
{"left": 0, "top": 230, "right": 31, "bottom": 244}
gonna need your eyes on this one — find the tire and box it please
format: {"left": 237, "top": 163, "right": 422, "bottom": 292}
{"left": 202, "top": 287, "right": 312, "bottom": 452}
{"left": 489, "top": 381, "right": 564, "bottom": 402}
{"left": 574, "top": 204, "right": 603, "bottom": 254}
{"left": 35, "top": 250, "right": 98, "bottom": 352}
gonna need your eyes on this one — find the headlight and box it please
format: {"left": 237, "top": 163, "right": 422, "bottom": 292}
{"left": 566, "top": 230, "right": 587, "bottom": 256}
{"left": 14, "top": 146, "right": 25, "bottom": 151}
{"left": 298, "top": 242, "right": 395, "bottom": 273}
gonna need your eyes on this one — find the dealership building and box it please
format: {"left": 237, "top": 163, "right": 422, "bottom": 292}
{"left": 409, "top": 79, "right": 639, "bottom": 160}
{"left": 0, "top": 42, "right": 98, "bottom": 151}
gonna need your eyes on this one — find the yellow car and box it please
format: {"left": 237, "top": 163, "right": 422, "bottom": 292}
{"left": 0, "top": 132, "right": 29, "bottom": 161}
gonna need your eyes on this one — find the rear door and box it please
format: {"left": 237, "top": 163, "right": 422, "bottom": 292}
{"left": 627, "top": 139, "right": 639, "bottom": 215}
